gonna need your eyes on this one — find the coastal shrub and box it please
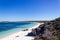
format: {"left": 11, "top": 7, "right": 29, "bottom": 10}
{"left": 29, "top": 17, "right": 60, "bottom": 40}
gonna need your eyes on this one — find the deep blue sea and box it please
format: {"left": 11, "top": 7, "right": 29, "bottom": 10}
{"left": 0, "top": 22, "right": 37, "bottom": 38}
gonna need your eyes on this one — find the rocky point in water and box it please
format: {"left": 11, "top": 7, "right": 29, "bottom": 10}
{"left": 27, "top": 17, "right": 60, "bottom": 40}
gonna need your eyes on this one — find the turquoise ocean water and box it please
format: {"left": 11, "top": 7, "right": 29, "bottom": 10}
{"left": 0, "top": 22, "right": 37, "bottom": 38}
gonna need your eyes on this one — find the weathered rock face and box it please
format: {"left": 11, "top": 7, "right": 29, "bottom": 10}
{"left": 30, "top": 17, "right": 60, "bottom": 40}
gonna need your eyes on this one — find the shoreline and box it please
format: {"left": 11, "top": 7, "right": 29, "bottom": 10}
{"left": 0, "top": 23, "right": 43, "bottom": 40}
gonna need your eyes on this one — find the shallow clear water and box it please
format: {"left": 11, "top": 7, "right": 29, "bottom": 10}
{"left": 0, "top": 22, "right": 37, "bottom": 38}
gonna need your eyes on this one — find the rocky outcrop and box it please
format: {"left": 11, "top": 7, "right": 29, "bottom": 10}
{"left": 28, "top": 17, "right": 60, "bottom": 40}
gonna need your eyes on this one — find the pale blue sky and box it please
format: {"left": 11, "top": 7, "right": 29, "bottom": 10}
{"left": 0, "top": 0, "right": 60, "bottom": 21}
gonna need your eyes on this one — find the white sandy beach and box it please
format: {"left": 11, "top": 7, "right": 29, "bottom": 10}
{"left": 0, "top": 23, "right": 43, "bottom": 40}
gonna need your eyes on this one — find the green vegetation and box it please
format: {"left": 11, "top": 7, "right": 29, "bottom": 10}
{"left": 28, "top": 17, "right": 60, "bottom": 40}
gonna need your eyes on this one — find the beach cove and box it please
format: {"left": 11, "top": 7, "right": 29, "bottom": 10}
{"left": 0, "top": 22, "right": 43, "bottom": 40}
